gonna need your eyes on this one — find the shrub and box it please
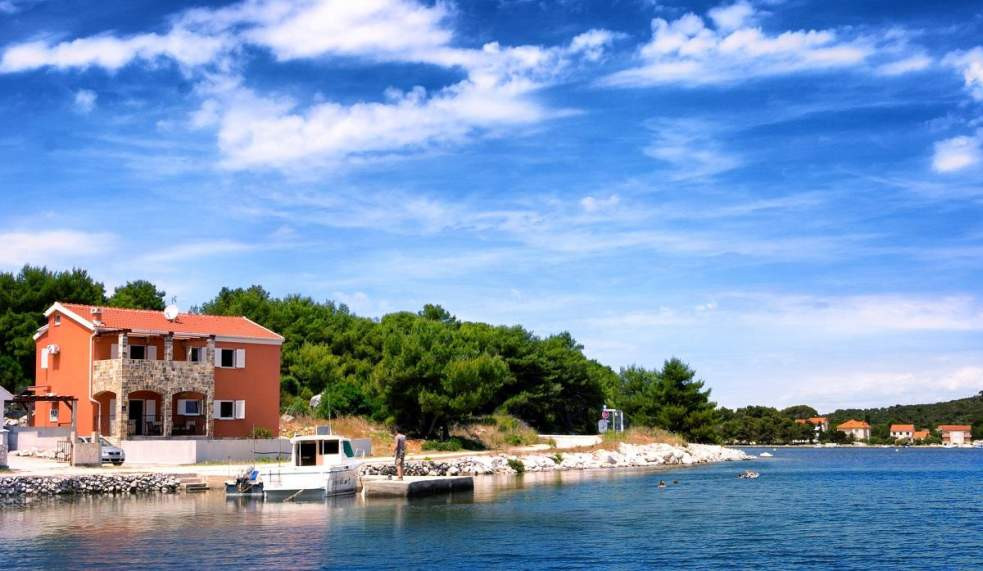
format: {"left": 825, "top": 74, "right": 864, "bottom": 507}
{"left": 422, "top": 437, "right": 484, "bottom": 452}
{"left": 549, "top": 453, "right": 564, "bottom": 464}
{"left": 507, "top": 458, "right": 525, "bottom": 474}
{"left": 423, "top": 438, "right": 463, "bottom": 452}
{"left": 249, "top": 426, "right": 274, "bottom": 439}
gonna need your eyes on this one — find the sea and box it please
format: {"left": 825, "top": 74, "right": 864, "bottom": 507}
{"left": 1, "top": 447, "right": 980, "bottom": 569}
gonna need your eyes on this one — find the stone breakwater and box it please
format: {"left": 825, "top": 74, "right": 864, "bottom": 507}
{"left": 0, "top": 474, "right": 180, "bottom": 498}
{"left": 361, "top": 443, "right": 750, "bottom": 477}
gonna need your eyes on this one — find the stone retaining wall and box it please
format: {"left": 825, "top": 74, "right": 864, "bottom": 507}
{"left": 0, "top": 473, "right": 180, "bottom": 498}
{"left": 361, "top": 443, "right": 751, "bottom": 477}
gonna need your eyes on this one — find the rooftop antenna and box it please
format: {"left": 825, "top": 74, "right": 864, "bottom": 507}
{"left": 163, "top": 300, "right": 179, "bottom": 321}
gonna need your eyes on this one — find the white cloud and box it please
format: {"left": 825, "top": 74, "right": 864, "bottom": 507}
{"left": 788, "top": 366, "right": 983, "bottom": 412}
{"left": 875, "top": 54, "right": 932, "bottom": 76}
{"left": 932, "top": 134, "right": 981, "bottom": 173}
{"left": 643, "top": 119, "right": 742, "bottom": 179}
{"left": 579, "top": 194, "right": 620, "bottom": 212}
{"left": 0, "top": 1, "right": 18, "bottom": 14}
{"left": 944, "top": 47, "right": 983, "bottom": 101}
{"left": 0, "top": 28, "right": 226, "bottom": 72}
{"left": 601, "top": 2, "right": 874, "bottom": 87}
{"left": 0, "top": 230, "right": 115, "bottom": 268}
{"left": 73, "top": 89, "right": 97, "bottom": 113}
{"left": 201, "top": 30, "right": 606, "bottom": 169}
{"left": 707, "top": 1, "right": 755, "bottom": 32}
{"left": 139, "top": 239, "right": 257, "bottom": 264}
{"left": 1, "top": 0, "right": 615, "bottom": 169}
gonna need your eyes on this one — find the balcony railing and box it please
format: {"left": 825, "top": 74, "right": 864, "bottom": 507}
{"left": 128, "top": 414, "right": 163, "bottom": 437}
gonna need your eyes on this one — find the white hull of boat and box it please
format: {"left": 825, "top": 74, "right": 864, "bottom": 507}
{"left": 262, "top": 465, "right": 360, "bottom": 497}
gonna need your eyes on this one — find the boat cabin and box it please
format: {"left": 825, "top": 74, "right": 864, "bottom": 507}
{"left": 291, "top": 435, "right": 358, "bottom": 467}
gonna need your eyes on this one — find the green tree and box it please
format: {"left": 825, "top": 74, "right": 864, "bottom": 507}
{"left": 615, "top": 359, "right": 719, "bottom": 443}
{"left": 108, "top": 280, "right": 166, "bottom": 310}
{"left": 0, "top": 266, "right": 106, "bottom": 393}
{"left": 781, "top": 405, "right": 819, "bottom": 419}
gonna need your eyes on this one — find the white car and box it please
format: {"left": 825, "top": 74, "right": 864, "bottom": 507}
{"left": 79, "top": 436, "right": 126, "bottom": 466}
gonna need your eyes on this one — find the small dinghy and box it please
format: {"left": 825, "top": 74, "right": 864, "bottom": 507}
{"left": 759, "top": 452, "right": 773, "bottom": 457}
{"left": 226, "top": 467, "right": 264, "bottom": 497}
{"left": 738, "top": 470, "right": 760, "bottom": 479}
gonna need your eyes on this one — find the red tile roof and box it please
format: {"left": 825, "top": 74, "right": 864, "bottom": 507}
{"left": 890, "top": 424, "right": 915, "bottom": 432}
{"left": 57, "top": 303, "right": 283, "bottom": 341}
{"left": 837, "top": 419, "right": 870, "bottom": 430}
{"left": 937, "top": 425, "right": 972, "bottom": 432}
{"left": 912, "top": 430, "right": 930, "bottom": 439}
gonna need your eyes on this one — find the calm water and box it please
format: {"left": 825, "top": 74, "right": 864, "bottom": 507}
{"left": 1, "top": 448, "right": 981, "bottom": 569}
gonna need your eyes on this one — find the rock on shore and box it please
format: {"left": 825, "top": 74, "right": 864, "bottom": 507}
{"left": 0, "top": 474, "right": 180, "bottom": 498}
{"left": 361, "top": 442, "right": 750, "bottom": 477}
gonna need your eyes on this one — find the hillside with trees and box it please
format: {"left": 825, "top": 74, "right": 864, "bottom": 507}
{"left": 826, "top": 393, "right": 983, "bottom": 441}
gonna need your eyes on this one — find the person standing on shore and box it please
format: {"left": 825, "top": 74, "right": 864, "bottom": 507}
{"left": 394, "top": 430, "right": 407, "bottom": 480}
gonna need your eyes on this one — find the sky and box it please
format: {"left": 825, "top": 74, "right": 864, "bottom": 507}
{"left": 1, "top": 0, "right": 982, "bottom": 412}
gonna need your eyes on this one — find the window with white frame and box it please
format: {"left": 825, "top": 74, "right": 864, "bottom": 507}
{"left": 177, "top": 399, "right": 202, "bottom": 416}
{"left": 214, "top": 400, "right": 246, "bottom": 420}
{"left": 49, "top": 402, "right": 58, "bottom": 422}
{"left": 54, "top": 315, "right": 61, "bottom": 326}
{"left": 216, "top": 348, "right": 245, "bottom": 368}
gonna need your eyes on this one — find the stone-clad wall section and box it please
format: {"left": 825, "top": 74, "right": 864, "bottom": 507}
{"left": 92, "top": 359, "right": 215, "bottom": 439}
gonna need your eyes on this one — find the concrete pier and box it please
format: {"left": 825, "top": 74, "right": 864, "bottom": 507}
{"left": 361, "top": 475, "right": 474, "bottom": 498}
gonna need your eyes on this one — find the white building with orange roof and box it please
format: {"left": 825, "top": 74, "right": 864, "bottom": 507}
{"left": 889, "top": 424, "right": 915, "bottom": 441}
{"left": 936, "top": 425, "right": 972, "bottom": 445}
{"left": 836, "top": 419, "right": 871, "bottom": 441}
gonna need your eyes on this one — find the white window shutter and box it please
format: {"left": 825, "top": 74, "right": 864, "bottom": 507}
{"left": 41, "top": 347, "right": 49, "bottom": 369}
{"left": 213, "top": 401, "right": 222, "bottom": 418}
{"left": 235, "top": 348, "right": 246, "bottom": 368}
{"left": 235, "top": 400, "right": 246, "bottom": 419}
{"left": 147, "top": 346, "right": 157, "bottom": 361}
{"left": 177, "top": 399, "right": 187, "bottom": 415}
{"left": 111, "top": 344, "right": 119, "bottom": 359}
{"left": 214, "top": 348, "right": 222, "bottom": 366}
{"left": 186, "top": 347, "right": 192, "bottom": 361}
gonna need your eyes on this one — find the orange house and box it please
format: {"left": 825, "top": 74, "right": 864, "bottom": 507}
{"left": 33, "top": 302, "right": 284, "bottom": 440}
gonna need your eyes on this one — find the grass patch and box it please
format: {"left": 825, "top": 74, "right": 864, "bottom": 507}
{"left": 421, "top": 437, "right": 485, "bottom": 452}
{"left": 454, "top": 414, "right": 540, "bottom": 450}
{"left": 600, "top": 427, "right": 684, "bottom": 448}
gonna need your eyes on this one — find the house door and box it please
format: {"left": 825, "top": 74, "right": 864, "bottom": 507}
{"left": 128, "top": 400, "right": 144, "bottom": 436}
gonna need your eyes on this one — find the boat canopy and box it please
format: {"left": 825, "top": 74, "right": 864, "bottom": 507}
{"left": 290, "top": 435, "right": 356, "bottom": 467}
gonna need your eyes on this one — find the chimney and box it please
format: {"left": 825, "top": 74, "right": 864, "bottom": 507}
{"left": 90, "top": 307, "right": 103, "bottom": 326}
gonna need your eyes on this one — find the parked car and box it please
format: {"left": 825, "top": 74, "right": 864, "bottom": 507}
{"left": 78, "top": 436, "right": 125, "bottom": 466}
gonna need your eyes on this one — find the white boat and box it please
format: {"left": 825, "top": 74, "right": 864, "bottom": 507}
{"left": 254, "top": 434, "right": 363, "bottom": 499}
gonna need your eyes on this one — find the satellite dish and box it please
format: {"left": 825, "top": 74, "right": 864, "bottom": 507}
{"left": 163, "top": 304, "right": 180, "bottom": 321}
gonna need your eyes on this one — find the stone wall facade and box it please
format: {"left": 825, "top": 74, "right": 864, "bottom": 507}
{"left": 92, "top": 335, "right": 217, "bottom": 440}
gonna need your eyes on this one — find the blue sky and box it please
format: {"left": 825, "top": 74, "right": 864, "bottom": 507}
{"left": 2, "top": 0, "right": 982, "bottom": 411}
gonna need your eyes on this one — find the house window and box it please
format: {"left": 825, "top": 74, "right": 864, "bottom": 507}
{"left": 220, "top": 349, "right": 235, "bottom": 368}
{"left": 215, "top": 400, "right": 246, "bottom": 420}
{"left": 188, "top": 347, "right": 202, "bottom": 363}
{"left": 49, "top": 403, "right": 58, "bottom": 422}
{"left": 54, "top": 315, "right": 61, "bottom": 326}
{"left": 129, "top": 345, "right": 146, "bottom": 360}
{"left": 177, "top": 399, "right": 201, "bottom": 416}
{"left": 220, "top": 401, "right": 234, "bottom": 419}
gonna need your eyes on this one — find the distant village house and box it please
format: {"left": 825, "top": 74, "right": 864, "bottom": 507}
{"left": 936, "top": 425, "right": 972, "bottom": 445}
{"left": 795, "top": 416, "right": 829, "bottom": 432}
{"left": 889, "top": 424, "right": 915, "bottom": 441}
{"left": 836, "top": 419, "right": 871, "bottom": 441}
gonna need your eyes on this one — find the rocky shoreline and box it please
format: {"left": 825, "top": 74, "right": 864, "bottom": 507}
{"left": 361, "top": 442, "right": 751, "bottom": 477}
{"left": 0, "top": 474, "right": 180, "bottom": 499}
